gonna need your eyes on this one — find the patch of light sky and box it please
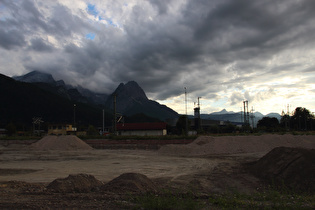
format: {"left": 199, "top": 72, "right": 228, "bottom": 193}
{"left": 86, "top": 3, "right": 122, "bottom": 27}
{"left": 85, "top": 32, "right": 96, "bottom": 40}
{"left": 157, "top": 92, "right": 231, "bottom": 116}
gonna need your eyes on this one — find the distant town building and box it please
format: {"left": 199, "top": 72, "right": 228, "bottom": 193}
{"left": 116, "top": 122, "right": 167, "bottom": 136}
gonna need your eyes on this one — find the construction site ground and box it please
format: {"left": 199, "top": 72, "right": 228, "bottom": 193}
{"left": 0, "top": 134, "right": 314, "bottom": 209}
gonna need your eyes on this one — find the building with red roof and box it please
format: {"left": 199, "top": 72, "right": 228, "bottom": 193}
{"left": 116, "top": 122, "right": 167, "bottom": 136}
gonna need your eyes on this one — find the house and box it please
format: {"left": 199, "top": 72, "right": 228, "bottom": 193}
{"left": 47, "top": 124, "right": 77, "bottom": 135}
{"left": 0, "top": 128, "right": 6, "bottom": 136}
{"left": 116, "top": 122, "right": 167, "bottom": 136}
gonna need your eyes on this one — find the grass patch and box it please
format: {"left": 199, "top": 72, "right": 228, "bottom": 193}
{"left": 129, "top": 191, "right": 203, "bottom": 210}
{"left": 207, "top": 189, "right": 314, "bottom": 209}
{"left": 128, "top": 187, "right": 314, "bottom": 209}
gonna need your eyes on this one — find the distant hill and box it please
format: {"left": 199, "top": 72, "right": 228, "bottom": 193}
{"left": 200, "top": 109, "right": 281, "bottom": 126}
{"left": 0, "top": 73, "right": 110, "bottom": 128}
{"left": 105, "top": 81, "right": 179, "bottom": 121}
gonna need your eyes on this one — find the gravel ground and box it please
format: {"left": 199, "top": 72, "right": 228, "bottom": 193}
{"left": 0, "top": 134, "right": 314, "bottom": 209}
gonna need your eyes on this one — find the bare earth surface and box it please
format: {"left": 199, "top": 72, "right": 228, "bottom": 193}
{"left": 0, "top": 134, "right": 314, "bottom": 209}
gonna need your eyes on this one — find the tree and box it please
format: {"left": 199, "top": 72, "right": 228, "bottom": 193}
{"left": 290, "top": 107, "right": 313, "bottom": 130}
{"left": 222, "top": 123, "right": 236, "bottom": 133}
{"left": 280, "top": 114, "right": 290, "bottom": 130}
{"left": 6, "top": 122, "right": 16, "bottom": 136}
{"left": 87, "top": 125, "right": 98, "bottom": 136}
{"left": 257, "top": 117, "right": 280, "bottom": 132}
{"left": 176, "top": 115, "right": 188, "bottom": 135}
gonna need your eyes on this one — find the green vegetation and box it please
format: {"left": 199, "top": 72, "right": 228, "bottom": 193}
{"left": 130, "top": 191, "right": 202, "bottom": 210}
{"left": 257, "top": 116, "right": 280, "bottom": 132}
{"left": 254, "top": 107, "right": 315, "bottom": 133}
{"left": 207, "top": 189, "right": 314, "bottom": 209}
{"left": 175, "top": 115, "right": 189, "bottom": 135}
{"left": 128, "top": 189, "right": 314, "bottom": 209}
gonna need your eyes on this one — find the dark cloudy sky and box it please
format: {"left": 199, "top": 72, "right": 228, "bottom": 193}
{"left": 1, "top": 0, "right": 315, "bottom": 115}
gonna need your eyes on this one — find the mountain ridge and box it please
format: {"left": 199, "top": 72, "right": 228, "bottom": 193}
{"left": 201, "top": 109, "right": 281, "bottom": 127}
{"left": 0, "top": 73, "right": 107, "bottom": 127}
{"left": 11, "top": 71, "right": 179, "bottom": 121}
{"left": 105, "top": 81, "right": 179, "bottom": 120}
{"left": 13, "top": 71, "right": 108, "bottom": 106}
{"left": 10, "top": 71, "right": 281, "bottom": 124}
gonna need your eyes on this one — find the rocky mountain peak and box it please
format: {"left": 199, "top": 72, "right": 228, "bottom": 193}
{"left": 210, "top": 109, "right": 234, "bottom": 115}
{"left": 13, "top": 70, "right": 56, "bottom": 84}
{"left": 113, "top": 81, "right": 148, "bottom": 100}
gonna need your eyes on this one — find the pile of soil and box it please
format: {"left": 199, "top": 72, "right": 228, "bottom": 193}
{"left": 47, "top": 174, "right": 103, "bottom": 193}
{"left": 248, "top": 147, "right": 315, "bottom": 192}
{"left": 158, "top": 134, "right": 315, "bottom": 156}
{"left": 30, "top": 135, "right": 93, "bottom": 150}
{"left": 101, "top": 173, "right": 157, "bottom": 194}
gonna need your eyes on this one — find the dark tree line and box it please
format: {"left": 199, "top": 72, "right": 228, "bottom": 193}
{"left": 257, "top": 107, "right": 315, "bottom": 131}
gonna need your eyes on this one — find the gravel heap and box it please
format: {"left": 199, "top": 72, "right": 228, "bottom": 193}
{"left": 158, "top": 134, "right": 315, "bottom": 156}
{"left": 101, "top": 173, "right": 158, "bottom": 194}
{"left": 30, "top": 135, "right": 93, "bottom": 151}
{"left": 47, "top": 174, "right": 103, "bottom": 193}
{"left": 248, "top": 147, "right": 315, "bottom": 192}
{"left": 47, "top": 173, "right": 158, "bottom": 194}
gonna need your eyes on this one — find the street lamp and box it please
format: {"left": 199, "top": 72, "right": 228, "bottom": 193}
{"left": 73, "top": 104, "right": 76, "bottom": 127}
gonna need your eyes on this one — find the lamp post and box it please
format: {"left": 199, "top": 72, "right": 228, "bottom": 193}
{"left": 102, "top": 109, "right": 104, "bottom": 135}
{"left": 312, "top": 112, "right": 314, "bottom": 131}
{"left": 73, "top": 104, "right": 76, "bottom": 127}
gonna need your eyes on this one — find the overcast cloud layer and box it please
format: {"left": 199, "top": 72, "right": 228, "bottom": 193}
{"left": 1, "top": 0, "right": 315, "bottom": 115}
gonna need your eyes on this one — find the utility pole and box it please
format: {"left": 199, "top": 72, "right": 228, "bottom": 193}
{"left": 73, "top": 104, "right": 76, "bottom": 127}
{"left": 250, "top": 106, "right": 255, "bottom": 128}
{"left": 194, "top": 97, "right": 201, "bottom": 131}
{"left": 243, "top": 100, "right": 249, "bottom": 126}
{"left": 113, "top": 94, "right": 117, "bottom": 135}
{"left": 185, "top": 87, "right": 187, "bottom": 116}
{"left": 184, "top": 87, "right": 188, "bottom": 135}
{"left": 102, "top": 109, "right": 104, "bottom": 134}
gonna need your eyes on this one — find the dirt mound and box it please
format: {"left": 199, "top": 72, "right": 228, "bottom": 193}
{"left": 248, "top": 147, "right": 315, "bottom": 192}
{"left": 158, "top": 134, "right": 315, "bottom": 156}
{"left": 101, "top": 173, "right": 157, "bottom": 194}
{"left": 47, "top": 174, "right": 103, "bottom": 193}
{"left": 30, "top": 135, "right": 93, "bottom": 150}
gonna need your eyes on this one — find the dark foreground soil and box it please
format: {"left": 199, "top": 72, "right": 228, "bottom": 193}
{"left": 0, "top": 174, "right": 255, "bottom": 209}
{"left": 1, "top": 147, "right": 314, "bottom": 209}
{"left": 0, "top": 159, "right": 262, "bottom": 209}
{"left": 0, "top": 134, "right": 314, "bottom": 209}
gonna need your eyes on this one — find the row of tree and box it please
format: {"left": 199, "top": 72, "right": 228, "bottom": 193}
{"left": 257, "top": 107, "right": 315, "bottom": 132}
{"left": 174, "top": 107, "right": 315, "bottom": 134}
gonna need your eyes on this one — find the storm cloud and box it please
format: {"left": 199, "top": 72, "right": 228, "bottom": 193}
{"left": 0, "top": 0, "right": 315, "bottom": 114}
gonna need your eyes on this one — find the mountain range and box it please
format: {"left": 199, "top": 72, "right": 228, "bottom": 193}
{"left": 2, "top": 71, "right": 281, "bottom": 128}
{"left": 0, "top": 73, "right": 106, "bottom": 128}
{"left": 201, "top": 109, "right": 281, "bottom": 127}
{"left": 13, "top": 71, "right": 108, "bottom": 106}
{"left": 8, "top": 71, "right": 179, "bottom": 124}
